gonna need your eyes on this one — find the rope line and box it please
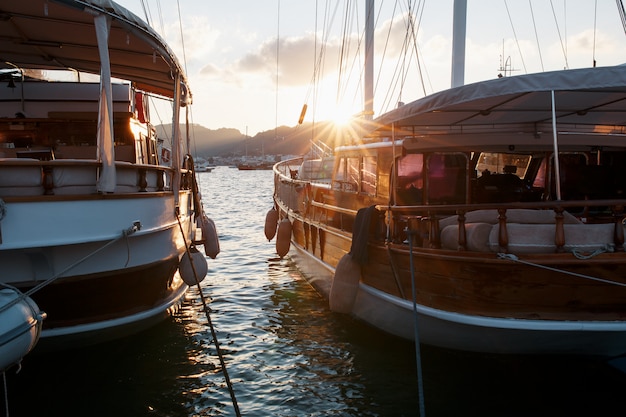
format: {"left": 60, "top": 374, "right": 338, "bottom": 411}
{"left": 0, "top": 222, "right": 141, "bottom": 315}
{"left": 3, "top": 371, "right": 9, "bottom": 417}
{"left": 177, "top": 179, "right": 241, "bottom": 417}
{"left": 407, "top": 228, "right": 426, "bottom": 417}
{"left": 497, "top": 252, "right": 626, "bottom": 287}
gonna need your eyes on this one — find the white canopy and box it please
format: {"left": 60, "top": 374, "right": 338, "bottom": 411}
{"left": 371, "top": 65, "right": 626, "bottom": 149}
{"left": 0, "top": 0, "right": 190, "bottom": 100}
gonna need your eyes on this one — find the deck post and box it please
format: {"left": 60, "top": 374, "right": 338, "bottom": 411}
{"left": 554, "top": 207, "right": 565, "bottom": 252}
{"left": 497, "top": 208, "right": 509, "bottom": 252}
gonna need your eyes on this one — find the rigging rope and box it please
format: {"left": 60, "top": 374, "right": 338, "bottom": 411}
{"left": 618, "top": 0, "right": 626, "bottom": 35}
{"left": 504, "top": 0, "right": 528, "bottom": 74}
{"left": 529, "top": 1, "right": 545, "bottom": 71}
{"left": 549, "top": 0, "right": 570, "bottom": 69}
{"left": 497, "top": 252, "right": 626, "bottom": 288}
{"left": 176, "top": 174, "right": 242, "bottom": 417}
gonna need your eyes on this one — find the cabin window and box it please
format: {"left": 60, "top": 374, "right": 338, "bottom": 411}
{"left": 361, "top": 156, "right": 377, "bottom": 194}
{"left": 333, "top": 156, "right": 359, "bottom": 192}
{"left": 396, "top": 153, "right": 424, "bottom": 205}
{"left": 346, "top": 157, "right": 360, "bottom": 191}
{"left": 426, "top": 153, "right": 467, "bottom": 204}
{"left": 475, "top": 153, "right": 531, "bottom": 178}
{"left": 473, "top": 153, "right": 531, "bottom": 203}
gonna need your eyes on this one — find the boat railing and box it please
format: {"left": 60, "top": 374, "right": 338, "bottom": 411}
{"left": 377, "top": 200, "right": 626, "bottom": 254}
{"left": 0, "top": 158, "right": 175, "bottom": 198}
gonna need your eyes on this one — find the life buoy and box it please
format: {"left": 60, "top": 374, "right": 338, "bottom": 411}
{"left": 264, "top": 207, "right": 279, "bottom": 241}
{"left": 329, "top": 253, "right": 361, "bottom": 314}
{"left": 179, "top": 246, "right": 208, "bottom": 286}
{"left": 198, "top": 214, "right": 220, "bottom": 259}
{"left": 276, "top": 218, "right": 292, "bottom": 258}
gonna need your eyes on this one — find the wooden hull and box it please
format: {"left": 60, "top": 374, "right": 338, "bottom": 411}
{"left": 284, "top": 209, "right": 626, "bottom": 356}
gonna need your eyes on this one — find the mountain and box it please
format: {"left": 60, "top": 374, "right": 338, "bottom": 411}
{"left": 156, "top": 121, "right": 347, "bottom": 158}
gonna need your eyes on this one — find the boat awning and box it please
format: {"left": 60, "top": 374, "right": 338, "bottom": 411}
{"left": 369, "top": 65, "right": 626, "bottom": 151}
{"left": 0, "top": 0, "right": 189, "bottom": 100}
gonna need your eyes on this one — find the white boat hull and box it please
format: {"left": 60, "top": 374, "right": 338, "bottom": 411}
{"left": 1, "top": 192, "right": 195, "bottom": 349}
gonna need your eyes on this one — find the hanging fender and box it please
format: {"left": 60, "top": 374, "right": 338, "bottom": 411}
{"left": 276, "top": 218, "right": 292, "bottom": 258}
{"left": 329, "top": 253, "right": 361, "bottom": 314}
{"left": 198, "top": 214, "right": 220, "bottom": 259}
{"left": 264, "top": 207, "right": 279, "bottom": 241}
{"left": 179, "top": 246, "right": 208, "bottom": 286}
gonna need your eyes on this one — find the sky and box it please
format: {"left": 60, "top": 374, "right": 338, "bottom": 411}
{"left": 116, "top": 1, "right": 626, "bottom": 136}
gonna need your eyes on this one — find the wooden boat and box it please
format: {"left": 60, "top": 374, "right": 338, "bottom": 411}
{"left": 238, "top": 162, "right": 273, "bottom": 171}
{"left": 271, "top": 3, "right": 626, "bottom": 356}
{"left": 0, "top": 1, "right": 214, "bottom": 350}
{"left": 0, "top": 286, "right": 45, "bottom": 370}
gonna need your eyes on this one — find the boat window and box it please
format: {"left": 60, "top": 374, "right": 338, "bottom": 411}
{"left": 333, "top": 156, "right": 359, "bottom": 192}
{"left": 396, "top": 153, "right": 423, "bottom": 205}
{"left": 361, "top": 156, "right": 377, "bottom": 194}
{"left": 475, "top": 153, "right": 531, "bottom": 178}
{"left": 347, "top": 157, "right": 359, "bottom": 191}
{"left": 427, "top": 153, "right": 467, "bottom": 204}
{"left": 473, "top": 153, "right": 531, "bottom": 203}
{"left": 335, "top": 158, "right": 346, "bottom": 183}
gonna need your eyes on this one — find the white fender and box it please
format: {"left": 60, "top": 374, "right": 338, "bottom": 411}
{"left": 276, "top": 218, "right": 292, "bottom": 258}
{"left": 329, "top": 253, "right": 361, "bottom": 314}
{"left": 264, "top": 207, "right": 279, "bottom": 241}
{"left": 198, "top": 214, "right": 220, "bottom": 259}
{"left": 0, "top": 288, "right": 45, "bottom": 371}
{"left": 179, "top": 247, "right": 208, "bottom": 286}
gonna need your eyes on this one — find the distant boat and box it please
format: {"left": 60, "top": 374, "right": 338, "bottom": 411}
{"left": 270, "top": 1, "right": 626, "bottom": 356}
{"left": 0, "top": 0, "right": 216, "bottom": 350}
{"left": 237, "top": 162, "right": 273, "bottom": 171}
{"left": 195, "top": 163, "right": 215, "bottom": 172}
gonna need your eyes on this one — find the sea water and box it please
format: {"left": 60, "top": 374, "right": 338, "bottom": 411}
{"left": 4, "top": 167, "right": 626, "bottom": 417}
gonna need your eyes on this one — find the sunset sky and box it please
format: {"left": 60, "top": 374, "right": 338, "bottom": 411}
{"left": 118, "top": 1, "right": 626, "bottom": 136}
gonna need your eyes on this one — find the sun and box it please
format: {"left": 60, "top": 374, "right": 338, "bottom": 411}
{"left": 330, "top": 105, "right": 356, "bottom": 127}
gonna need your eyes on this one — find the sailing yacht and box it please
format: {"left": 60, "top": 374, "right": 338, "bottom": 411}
{"left": 270, "top": 1, "right": 626, "bottom": 356}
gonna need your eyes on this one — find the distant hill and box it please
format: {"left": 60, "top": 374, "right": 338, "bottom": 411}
{"left": 155, "top": 124, "right": 247, "bottom": 157}
{"left": 156, "top": 121, "right": 347, "bottom": 158}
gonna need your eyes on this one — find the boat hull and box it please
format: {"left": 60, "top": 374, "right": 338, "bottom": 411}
{"left": 1, "top": 192, "right": 195, "bottom": 350}
{"left": 289, "top": 229, "right": 626, "bottom": 356}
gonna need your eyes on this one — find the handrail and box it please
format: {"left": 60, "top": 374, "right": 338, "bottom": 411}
{"left": 310, "top": 200, "right": 358, "bottom": 216}
{"left": 377, "top": 199, "right": 626, "bottom": 214}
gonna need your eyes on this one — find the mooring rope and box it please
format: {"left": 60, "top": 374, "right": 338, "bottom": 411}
{"left": 497, "top": 252, "right": 626, "bottom": 287}
{"left": 2, "top": 371, "right": 9, "bottom": 417}
{"left": 0, "top": 222, "right": 141, "bottom": 315}
{"left": 406, "top": 228, "right": 426, "bottom": 417}
{"left": 175, "top": 213, "right": 241, "bottom": 417}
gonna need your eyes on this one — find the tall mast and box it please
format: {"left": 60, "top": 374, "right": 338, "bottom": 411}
{"left": 451, "top": 0, "right": 467, "bottom": 87}
{"left": 364, "top": 0, "right": 374, "bottom": 120}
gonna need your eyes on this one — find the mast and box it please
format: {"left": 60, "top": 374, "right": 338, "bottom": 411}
{"left": 364, "top": 0, "right": 374, "bottom": 120}
{"left": 451, "top": 0, "right": 467, "bottom": 87}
